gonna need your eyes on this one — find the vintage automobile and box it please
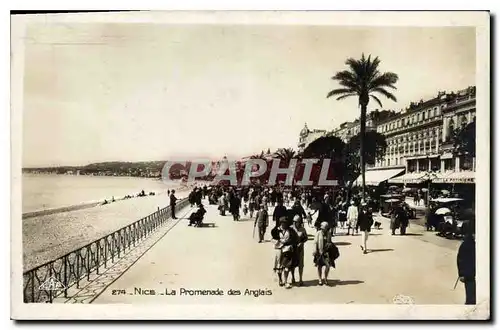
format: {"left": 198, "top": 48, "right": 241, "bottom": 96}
{"left": 379, "top": 194, "right": 417, "bottom": 219}
{"left": 428, "top": 197, "right": 473, "bottom": 239}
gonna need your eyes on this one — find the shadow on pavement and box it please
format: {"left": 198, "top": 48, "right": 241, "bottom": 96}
{"left": 334, "top": 279, "right": 364, "bottom": 286}
{"left": 300, "top": 279, "right": 364, "bottom": 287}
{"left": 368, "top": 248, "right": 394, "bottom": 253}
{"left": 333, "top": 242, "right": 351, "bottom": 246}
{"left": 195, "top": 223, "right": 217, "bottom": 228}
{"left": 402, "top": 233, "right": 423, "bottom": 236}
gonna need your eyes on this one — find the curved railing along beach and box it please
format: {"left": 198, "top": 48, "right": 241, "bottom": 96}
{"left": 23, "top": 197, "right": 191, "bottom": 303}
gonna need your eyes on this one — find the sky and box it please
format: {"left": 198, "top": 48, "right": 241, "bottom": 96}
{"left": 21, "top": 23, "right": 476, "bottom": 167}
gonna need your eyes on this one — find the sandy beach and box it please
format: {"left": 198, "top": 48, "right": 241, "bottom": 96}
{"left": 22, "top": 187, "right": 194, "bottom": 271}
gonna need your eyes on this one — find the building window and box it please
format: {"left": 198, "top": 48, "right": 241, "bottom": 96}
{"left": 428, "top": 110, "right": 431, "bottom": 118}
{"left": 423, "top": 111, "right": 427, "bottom": 120}
{"left": 431, "top": 158, "right": 440, "bottom": 171}
{"left": 418, "top": 159, "right": 429, "bottom": 172}
{"left": 444, "top": 159, "right": 454, "bottom": 171}
{"left": 460, "top": 115, "right": 468, "bottom": 128}
{"left": 408, "top": 160, "right": 416, "bottom": 172}
{"left": 448, "top": 119, "right": 455, "bottom": 135}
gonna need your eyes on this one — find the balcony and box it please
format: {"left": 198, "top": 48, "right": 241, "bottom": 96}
{"left": 383, "top": 116, "right": 442, "bottom": 136}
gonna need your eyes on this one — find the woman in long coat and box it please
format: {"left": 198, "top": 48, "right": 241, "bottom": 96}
{"left": 272, "top": 218, "right": 297, "bottom": 289}
{"left": 313, "top": 222, "right": 333, "bottom": 286}
{"left": 291, "top": 215, "right": 308, "bottom": 286}
{"left": 229, "top": 192, "right": 241, "bottom": 221}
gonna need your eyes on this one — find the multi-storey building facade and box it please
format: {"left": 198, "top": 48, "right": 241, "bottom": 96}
{"left": 298, "top": 86, "right": 476, "bottom": 186}
{"left": 379, "top": 86, "right": 476, "bottom": 185}
{"left": 331, "top": 118, "right": 377, "bottom": 143}
{"left": 297, "top": 123, "right": 327, "bottom": 153}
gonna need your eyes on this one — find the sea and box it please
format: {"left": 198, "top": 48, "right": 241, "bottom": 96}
{"left": 22, "top": 173, "right": 180, "bottom": 214}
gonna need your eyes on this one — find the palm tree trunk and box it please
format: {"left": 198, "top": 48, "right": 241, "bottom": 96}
{"left": 360, "top": 104, "right": 367, "bottom": 201}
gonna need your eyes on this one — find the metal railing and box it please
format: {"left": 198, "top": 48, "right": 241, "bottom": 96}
{"left": 23, "top": 197, "right": 190, "bottom": 303}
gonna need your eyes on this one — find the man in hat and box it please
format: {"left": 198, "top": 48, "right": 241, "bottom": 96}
{"left": 358, "top": 201, "right": 374, "bottom": 254}
{"left": 346, "top": 200, "right": 359, "bottom": 235}
{"left": 170, "top": 189, "right": 178, "bottom": 219}
{"left": 457, "top": 221, "right": 476, "bottom": 304}
{"left": 254, "top": 203, "right": 269, "bottom": 243}
{"left": 291, "top": 215, "right": 308, "bottom": 286}
{"left": 273, "top": 198, "right": 288, "bottom": 228}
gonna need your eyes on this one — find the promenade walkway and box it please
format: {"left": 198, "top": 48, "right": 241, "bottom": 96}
{"left": 92, "top": 202, "right": 465, "bottom": 305}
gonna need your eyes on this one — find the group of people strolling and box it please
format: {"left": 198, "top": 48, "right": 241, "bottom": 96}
{"left": 250, "top": 195, "right": 342, "bottom": 288}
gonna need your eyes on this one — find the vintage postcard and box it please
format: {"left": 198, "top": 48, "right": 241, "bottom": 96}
{"left": 11, "top": 11, "right": 490, "bottom": 320}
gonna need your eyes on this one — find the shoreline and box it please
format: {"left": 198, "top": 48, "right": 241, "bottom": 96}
{"left": 21, "top": 177, "right": 209, "bottom": 220}
{"left": 21, "top": 182, "right": 197, "bottom": 220}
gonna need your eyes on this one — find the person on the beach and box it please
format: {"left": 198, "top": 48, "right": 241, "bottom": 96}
{"left": 170, "top": 190, "right": 178, "bottom": 219}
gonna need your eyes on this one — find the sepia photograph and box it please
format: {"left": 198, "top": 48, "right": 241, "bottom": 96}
{"left": 10, "top": 10, "right": 490, "bottom": 320}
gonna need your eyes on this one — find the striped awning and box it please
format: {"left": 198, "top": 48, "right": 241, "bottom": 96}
{"left": 354, "top": 168, "right": 405, "bottom": 186}
{"left": 388, "top": 172, "right": 427, "bottom": 184}
{"left": 433, "top": 171, "right": 475, "bottom": 184}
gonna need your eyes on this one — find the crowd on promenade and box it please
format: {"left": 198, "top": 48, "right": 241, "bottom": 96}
{"left": 182, "top": 184, "right": 377, "bottom": 287}
{"left": 174, "top": 183, "right": 476, "bottom": 304}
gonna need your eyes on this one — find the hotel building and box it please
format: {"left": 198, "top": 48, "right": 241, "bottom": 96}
{"left": 298, "top": 86, "right": 476, "bottom": 186}
{"left": 297, "top": 123, "right": 327, "bottom": 153}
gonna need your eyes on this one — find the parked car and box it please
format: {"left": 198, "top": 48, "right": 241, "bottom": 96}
{"left": 429, "top": 198, "right": 473, "bottom": 239}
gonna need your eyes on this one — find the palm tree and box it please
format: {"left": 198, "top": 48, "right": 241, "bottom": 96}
{"left": 327, "top": 53, "right": 398, "bottom": 200}
{"left": 274, "top": 148, "right": 296, "bottom": 164}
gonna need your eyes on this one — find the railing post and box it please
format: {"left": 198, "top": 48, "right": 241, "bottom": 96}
{"left": 64, "top": 256, "right": 68, "bottom": 298}
{"left": 104, "top": 237, "right": 108, "bottom": 268}
{"left": 96, "top": 241, "right": 100, "bottom": 275}
{"left": 76, "top": 254, "right": 80, "bottom": 288}
{"left": 31, "top": 271, "right": 35, "bottom": 303}
{"left": 87, "top": 247, "right": 91, "bottom": 281}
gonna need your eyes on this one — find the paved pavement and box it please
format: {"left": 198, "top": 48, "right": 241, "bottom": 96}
{"left": 93, "top": 200, "right": 466, "bottom": 305}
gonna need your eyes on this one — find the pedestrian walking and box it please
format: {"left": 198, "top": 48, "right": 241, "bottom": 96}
{"left": 254, "top": 204, "right": 269, "bottom": 243}
{"left": 170, "top": 190, "right": 178, "bottom": 219}
{"left": 358, "top": 202, "right": 374, "bottom": 254}
{"left": 229, "top": 192, "right": 241, "bottom": 221}
{"left": 248, "top": 195, "right": 256, "bottom": 218}
{"left": 218, "top": 194, "right": 226, "bottom": 216}
{"left": 291, "top": 215, "right": 308, "bottom": 286}
{"left": 272, "top": 199, "right": 288, "bottom": 228}
{"left": 346, "top": 200, "right": 359, "bottom": 235}
{"left": 457, "top": 222, "right": 476, "bottom": 305}
{"left": 272, "top": 217, "right": 298, "bottom": 289}
{"left": 313, "top": 222, "right": 337, "bottom": 286}
{"left": 337, "top": 201, "right": 347, "bottom": 229}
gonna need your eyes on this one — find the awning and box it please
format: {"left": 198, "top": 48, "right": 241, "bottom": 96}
{"left": 388, "top": 172, "right": 427, "bottom": 184}
{"left": 441, "top": 152, "right": 454, "bottom": 160}
{"left": 433, "top": 171, "right": 475, "bottom": 184}
{"left": 354, "top": 168, "right": 405, "bottom": 186}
